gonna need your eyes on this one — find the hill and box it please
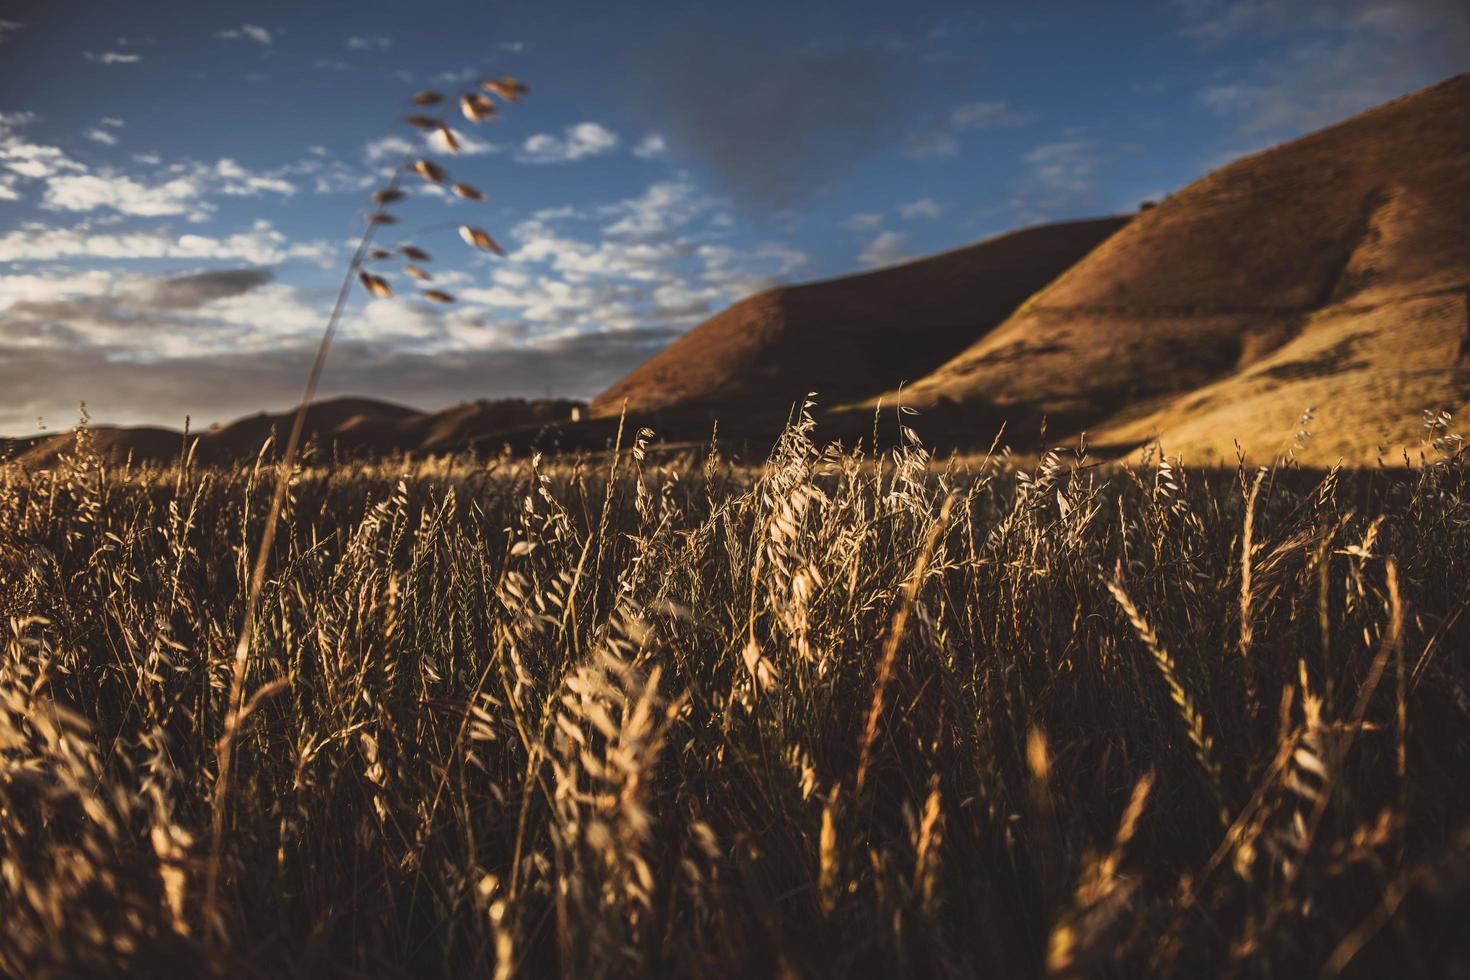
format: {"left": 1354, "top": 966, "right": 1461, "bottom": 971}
{"left": 889, "top": 72, "right": 1470, "bottom": 464}
{"left": 589, "top": 216, "right": 1131, "bottom": 428}
{"left": 0, "top": 396, "right": 584, "bottom": 468}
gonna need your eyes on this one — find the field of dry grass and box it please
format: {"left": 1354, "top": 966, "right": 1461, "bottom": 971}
{"left": 2, "top": 408, "right": 1468, "bottom": 978}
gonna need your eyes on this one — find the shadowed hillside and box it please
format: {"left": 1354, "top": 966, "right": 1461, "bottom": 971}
{"left": 1, "top": 396, "right": 584, "bottom": 467}
{"left": 589, "top": 216, "right": 1130, "bottom": 427}
{"left": 890, "top": 72, "right": 1470, "bottom": 464}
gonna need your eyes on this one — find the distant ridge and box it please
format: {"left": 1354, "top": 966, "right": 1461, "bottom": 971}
{"left": 1, "top": 396, "right": 583, "bottom": 467}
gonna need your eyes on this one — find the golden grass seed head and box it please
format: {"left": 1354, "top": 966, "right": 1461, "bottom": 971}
{"left": 358, "top": 271, "right": 392, "bottom": 298}
{"left": 460, "top": 93, "right": 498, "bottom": 122}
{"left": 412, "top": 159, "right": 448, "bottom": 182}
{"left": 459, "top": 225, "right": 505, "bottom": 254}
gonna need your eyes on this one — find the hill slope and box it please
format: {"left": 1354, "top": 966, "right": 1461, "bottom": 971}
{"left": 892, "top": 72, "right": 1470, "bottom": 464}
{"left": 1, "top": 396, "right": 584, "bottom": 467}
{"left": 589, "top": 216, "right": 1130, "bottom": 425}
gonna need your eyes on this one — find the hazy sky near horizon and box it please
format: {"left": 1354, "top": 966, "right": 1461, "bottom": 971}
{"left": 0, "top": 0, "right": 1467, "bottom": 431}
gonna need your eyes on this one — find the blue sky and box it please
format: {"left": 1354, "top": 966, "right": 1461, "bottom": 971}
{"left": 0, "top": 0, "right": 1466, "bottom": 430}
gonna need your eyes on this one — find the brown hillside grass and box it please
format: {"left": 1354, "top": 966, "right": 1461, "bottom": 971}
{"left": 590, "top": 216, "right": 1129, "bottom": 425}
{"left": 893, "top": 73, "right": 1470, "bottom": 465}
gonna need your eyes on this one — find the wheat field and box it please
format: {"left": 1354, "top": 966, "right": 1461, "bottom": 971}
{"left": 1, "top": 409, "right": 1467, "bottom": 978}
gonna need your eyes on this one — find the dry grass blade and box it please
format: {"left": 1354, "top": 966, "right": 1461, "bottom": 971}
{"left": 421, "top": 289, "right": 455, "bottom": 303}
{"left": 412, "top": 90, "right": 445, "bottom": 105}
{"left": 403, "top": 264, "right": 432, "bottom": 281}
{"left": 371, "top": 188, "right": 406, "bottom": 205}
{"left": 405, "top": 114, "right": 441, "bottom": 131}
{"left": 1107, "top": 573, "right": 1228, "bottom": 826}
{"left": 855, "top": 493, "right": 954, "bottom": 794}
{"left": 400, "top": 244, "right": 431, "bottom": 261}
{"left": 451, "top": 182, "right": 485, "bottom": 201}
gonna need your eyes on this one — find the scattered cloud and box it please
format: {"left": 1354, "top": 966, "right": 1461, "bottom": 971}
{"left": 364, "top": 135, "right": 415, "bottom": 163}
{"left": 84, "top": 51, "right": 142, "bottom": 65}
{"left": 215, "top": 24, "right": 273, "bottom": 46}
{"left": 841, "top": 213, "right": 883, "bottom": 231}
{"left": 345, "top": 35, "right": 392, "bottom": 50}
{"left": 899, "top": 198, "right": 945, "bottom": 220}
{"left": 1024, "top": 140, "right": 1101, "bottom": 195}
{"left": 1182, "top": 0, "right": 1470, "bottom": 135}
{"left": 1006, "top": 139, "right": 1110, "bottom": 219}
{"left": 84, "top": 128, "right": 119, "bottom": 146}
{"left": 0, "top": 220, "right": 333, "bottom": 266}
{"left": 632, "top": 133, "right": 668, "bottom": 160}
{"left": 516, "top": 123, "right": 620, "bottom": 164}
{"left": 907, "top": 99, "right": 1031, "bottom": 159}
{"left": 857, "top": 230, "right": 909, "bottom": 268}
{"left": 600, "top": 179, "right": 718, "bottom": 240}
{"left": 0, "top": 19, "right": 23, "bottom": 43}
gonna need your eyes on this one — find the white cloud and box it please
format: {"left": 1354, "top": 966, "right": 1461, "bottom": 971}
{"left": 841, "top": 213, "right": 883, "bottom": 231}
{"left": 212, "top": 158, "right": 297, "bottom": 196}
{"left": 30, "top": 153, "right": 298, "bottom": 218}
{"left": 346, "top": 35, "right": 392, "bottom": 50}
{"left": 0, "top": 20, "right": 22, "bottom": 44}
{"left": 84, "top": 51, "right": 142, "bottom": 65}
{"left": 899, "top": 198, "right": 945, "bottom": 220}
{"left": 632, "top": 133, "right": 668, "bottom": 159}
{"left": 100, "top": 117, "right": 125, "bottom": 128}
{"left": 1023, "top": 140, "right": 1101, "bottom": 196}
{"left": 600, "top": 179, "right": 716, "bottom": 240}
{"left": 858, "top": 231, "right": 909, "bottom": 268}
{"left": 215, "top": 24, "right": 273, "bottom": 46}
{"left": 364, "top": 135, "right": 415, "bottom": 163}
{"left": 1181, "top": 0, "right": 1470, "bottom": 134}
{"left": 1, "top": 118, "right": 88, "bottom": 181}
{"left": 84, "top": 128, "right": 118, "bottom": 146}
{"left": 0, "top": 220, "right": 333, "bottom": 266}
{"left": 907, "top": 99, "right": 1031, "bottom": 159}
{"left": 516, "top": 123, "right": 620, "bottom": 164}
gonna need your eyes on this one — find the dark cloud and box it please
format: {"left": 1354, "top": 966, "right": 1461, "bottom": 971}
{"left": 133, "top": 267, "right": 274, "bottom": 310}
{"left": 0, "top": 328, "right": 678, "bottom": 432}
{"left": 624, "top": 20, "right": 916, "bottom": 211}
